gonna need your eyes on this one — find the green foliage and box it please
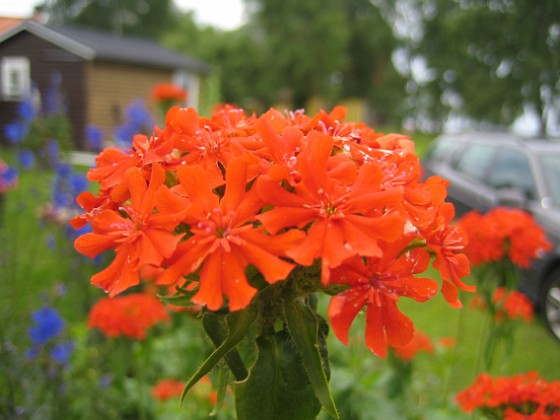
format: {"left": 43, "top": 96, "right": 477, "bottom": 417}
{"left": 163, "top": 1, "right": 406, "bottom": 118}
{"left": 41, "top": 0, "right": 179, "bottom": 39}
{"left": 340, "top": 0, "right": 406, "bottom": 124}
{"left": 25, "top": 114, "right": 73, "bottom": 156}
{"left": 2, "top": 143, "right": 560, "bottom": 419}
{"left": 236, "top": 332, "right": 323, "bottom": 420}
{"left": 413, "top": 0, "right": 560, "bottom": 135}
{"left": 248, "top": 0, "right": 350, "bottom": 108}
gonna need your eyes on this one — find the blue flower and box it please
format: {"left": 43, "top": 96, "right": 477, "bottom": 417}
{"left": 18, "top": 149, "right": 36, "bottom": 170}
{"left": 100, "top": 374, "right": 113, "bottom": 389}
{"left": 126, "top": 99, "right": 154, "bottom": 127}
{"left": 43, "top": 71, "right": 64, "bottom": 116}
{"left": 86, "top": 125, "right": 104, "bottom": 152}
{"left": 4, "top": 122, "right": 28, "bottom": 144}
{"left": 69, "top": 173, "right": 88, "bottom": 196}
{"left": 28, "top": 307, "right": 65, "bottom": 346}
{"left": 17, "top": 98, "right": 36, "bottom": 121}
{"left": 43, "top": 139, "right": 61, "bottom": 168}
{"left": 113, "top": 100, "right": 154, "bottom": 148}
{"left": 50, "top": 341, "right": 75, "bottom": 364}
{"left": 46, "top": 233, "right": 57, "bottom": 250}
{"left": 51, "top": 164, "right": 86, "bottom": 209}
{"left": 26, "top": 346, "right": 40, "bottom": 360}
{"left": 1, "top": 166, "right": 18, "bottom": 184}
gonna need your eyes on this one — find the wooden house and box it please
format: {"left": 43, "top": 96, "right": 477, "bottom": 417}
{"left": 0, "top": 19, "right": 210, "bottom": 150}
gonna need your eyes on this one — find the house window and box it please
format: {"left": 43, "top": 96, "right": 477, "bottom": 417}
{"left": 1, "top": 57, "right": 31, "bottom": 101}
{"left": 173, "top": 71, "right": 200, "bottom": 109}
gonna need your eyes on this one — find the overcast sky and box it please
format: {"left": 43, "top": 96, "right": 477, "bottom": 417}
{"left": 0, "top": 0, "right": 245, "bottom": 30}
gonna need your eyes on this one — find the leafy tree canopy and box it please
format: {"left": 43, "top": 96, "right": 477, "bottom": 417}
{"left": 413, "top": 0, "right": 560, "bottom": 136}
{"left": 40, "top": 0, "right": 178, "bottom": 39}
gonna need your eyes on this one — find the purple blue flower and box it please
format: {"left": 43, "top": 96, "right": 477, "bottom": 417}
{"left": 86, "top": 125, "right": 104, "bottom": 152}
{"left": 113, "top": 99, "right": 154, "bottom": 148}
{"left": 50, "top": 341, "right": 75, "bottom": 364}
{"left": 4, "top": 121, "right": 28, "bottom": 144}
{"left": 18, "top": 149, "right": 36, "bottom": 170}
{"left": 17, "top": 97, "right": 36, "bottom": 121}
{"left": 43, "top": 71, "right": 65, "bottom": 116}
{"left": 0, "top": 161, "right": 18, "bottom": 193}
{"left": 28, "top": 307, "right": 65, "bottom": 346}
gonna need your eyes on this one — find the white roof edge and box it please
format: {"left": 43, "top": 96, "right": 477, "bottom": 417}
{"left": 0, "top": 20, "right": 96, "bottom": 60}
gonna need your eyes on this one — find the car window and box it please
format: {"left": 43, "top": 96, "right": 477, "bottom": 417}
{"left": 540, "top": 154, "right": 560, "bottom": 206}
{"left": 424, "top": 137, "right": 459, "bottom": 163}
{"left": 487, "top": 148, "right": 536, "bottom": 199}
{"left": 453, "top": 143, "right": 495, "bottom": 181}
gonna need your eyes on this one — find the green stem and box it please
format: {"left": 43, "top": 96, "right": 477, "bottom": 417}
{"left": 474, "top": 310, "right": 491, "bottom": 376}
{"left": 442, "top": 299, "right": 466, "bottom": 402}
{"left": 135, "top": 341, "right": 148, "bottom": 420}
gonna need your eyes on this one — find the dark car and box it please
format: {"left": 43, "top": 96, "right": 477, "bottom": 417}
{"left": 421, "top": 131, "right": 560, "bottom": 341}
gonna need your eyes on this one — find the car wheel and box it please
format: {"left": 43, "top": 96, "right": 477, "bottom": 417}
{"left": 543, "top": 269, "right": 560, "bottom": 341}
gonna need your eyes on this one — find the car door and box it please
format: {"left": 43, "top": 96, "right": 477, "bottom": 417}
{"left": 442, "top": 142, "right": 498, "bottom": 215}
{"left": 485, "top": 147, "right": 537, "bottom": 204}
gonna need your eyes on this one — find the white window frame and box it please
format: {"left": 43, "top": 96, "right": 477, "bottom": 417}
{"left": 1, "top": 56, "right": 31, "bottom": 101}
{"left": 173, "top": 70, "right": 200, "bottom": 109}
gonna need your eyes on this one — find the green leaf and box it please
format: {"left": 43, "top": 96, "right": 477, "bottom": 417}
{"left": 284, "top": 299, "right": 339, "bottom": 419}
{"left": 180, "top": 305, "right": 257, "bottom": 405}
{"left": 235, "top": 331, "right": 322, "bottom": 420}
{"left": 209, "top": 365, "right": 229, "bottom": 416}
{"left": 203, "top": 312, "right": 249, "bottom": 381}
{"left": 157, "top": 293, "right": 197, "bottom": 307}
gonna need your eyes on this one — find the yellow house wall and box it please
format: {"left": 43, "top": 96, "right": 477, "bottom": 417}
{"left": 86, "top": 61, "right": 172, "bottom": 137}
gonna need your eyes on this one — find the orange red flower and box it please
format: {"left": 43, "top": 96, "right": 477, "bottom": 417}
{"left": 494, "top": 288, "right": 533, "bottom": 323}
{"left": 73, "top": 104, "right": 474, "bottom": 356}
{"left": 88, "top": 293, "right": 170, "bottom": 340}
{"left": 327, "top": 237, "right": 438, "bottom": 357}
{"left": 74, "top": 164, "right": 184, "bottom": 296}
{"left": 150, "top": 82, "right": 187, "bottom": 104}
{"left": 392, "top": 330, "right": 434, "bottom": 361}
{"left": 456, "top": 372, "right": 560, "bottom": 419}
{"left": 457, "top": 208, "right": 552, "bottom": 268}
{"left": 156, "top": 159, "right": 304, "bottom": 311}
{"left": 472, "top": 288, "right": 534, "bottom": 323}
{"left": 151, "top": 378, "right": 186, "bottom": 401}
{"left": 151, "top": 376, "right": 219, "bottom": 405}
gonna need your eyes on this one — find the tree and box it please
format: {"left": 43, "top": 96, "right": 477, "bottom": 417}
{"left": 40, "top": 0, "right": 178, "bottom": 40}
{"left": 246, "top": 0, "right": 350, "bottom": 108}
{"left": 413, "top": 0, "right": 560, "bottom": 136}
{"left": 166, "top": 1, "right": 406, "bottom": 121}
{"left": 341, "top": 0, "right": 406, "bottom": 124}
{"left": 162, "top": 13, "right": 272, "bottom": 110}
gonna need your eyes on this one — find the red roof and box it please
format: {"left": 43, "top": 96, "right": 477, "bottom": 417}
{"left": 0, "top": 17, "right": 24, "bottom": 35}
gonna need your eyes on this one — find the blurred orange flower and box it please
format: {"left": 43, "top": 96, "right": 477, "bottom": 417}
{"left": 393, "top": 330, "right": 434, "bottom": 361}
{"left": 151, "top": 376, "right": 218, "bottom": 405}
{"left": 150, "top": 82, "right": 187, "bottom": 104}
{"left": 88, "top": 293, "right": 170, "bottom": 340}
{"left": 457, "top": 208, "right": 552, "bottom": 268}
{"left": 151, "top": 378, "right": 185, "bottom": 401}
{"left": 456, "top": 372, "right": 560, "bottom": 418}
{"left": 493, "top": 288, "right": 534, "bottom": 323}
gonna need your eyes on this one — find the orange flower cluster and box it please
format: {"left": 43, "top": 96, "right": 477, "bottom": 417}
{"left": 493, "top": 287, "right": 534, "bottom": 323}
{"left": 87, "top": 293, "right": 170, "bottom": 340}
{"left": 72, "top": 105, "right": 473, "bottom": 357}
{"left": 457, "top": 208, "right": 552, "bottom": 268}
{"left": 471, "top": 288, "right": 534, "bottom": 323}
{"left": 392, "top": 330, "right": 434, "bottom": 361}
{"left": 456, "top": 372, "right": 560, "bottom": 419}
{"left": 150, "top": 82, "right": 188, "bottom": 104}
{"left": 151, "top": 376, "right": 218, "bottom": 404}
{"left": 151, "top": 378, "right": 185, "bottom": 401}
